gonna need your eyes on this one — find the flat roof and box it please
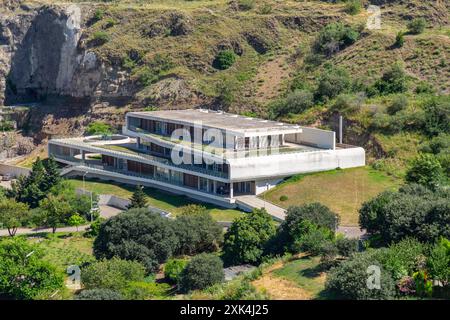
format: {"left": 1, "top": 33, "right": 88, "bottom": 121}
{"left": 127, "top": 109, "right": 303, "bottom": 136}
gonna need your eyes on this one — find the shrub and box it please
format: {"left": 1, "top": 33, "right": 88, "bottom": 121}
{"left": 413, "top": 270, "right": 433, "bottom": 297}
{"left": 93, "top": 9, "right": 104, "bottom": 22}
{"left": 427, "top": 238, "right": 450, "bottom": 285}
{"left": 374, "top": 62, "right": 408, "bottom": 95}
{"left": 422, "top": 95, "right": 450, "bottom": 137}
{"left": 123, "top": 281, "right": 170, "bottom": 300}
{"left": 291, "top": 220, "right": 334, "bottom": 255}
{"left": 91, "top": 31, "right": 110, "bottom": 45}
{"left": 222, "top": 208, "right": 276, "bottom": 265}
{"left": 394, "top": 31, "right": 405, "bottom": 47}
{"left": 179, "top": 253, "right": 224, "bottom": 292}
{"left": 335, "top": 237, "right": 359, "bottom": 257}
{"left": 213, "top": 50, "right": 236, "bottom": 70}
{"left": 164, "top": 258, "right": 188, "bottom": 283}
{"left": 415, "top": 81, "right": 436, "bottom": 94}
{"left": 405, "top": 153, "right": 444, "bottom": 190}
{"left": 407, "top": 18, "right": 427, "bottom": 35}
{"left": 316, "top": 65, "right": 352, "bottom": 101}
{"left": 173, "top": 205, "right": 223, "bottom": 255}
{"left": 86, "top": 121, "right": 112, "bottom": 136}
{"left": 238, "top": 0, "right": 255, "bottom": 11}
{"left": 127, "top": 185, "right": 147, "bottom": 209}
{"left": 284, "top": 90, "right": 315, "bottom": 113}
{"left": 279, "top": 195, "right": 288, "bottom": 202}
{"left": 387, "top": 94, "right": 408, "bottom": 115}
{"left": 284, "top": 203, "right": 339, "bottom": 233}
{"left": 81, "top": 258, "right": 146, "bottom": 292}
{"left": 345, "top": 0, "right": 362, "bottom": 15}
{"left": 93, "top": 208, "right": 178, "bottom": 272}
{"left": 259, "top": 2, "right": 272, "bottom": 14}
{"left": 313, "top": 22, "right": 359, "bottom": 56}
{"left": 359, "top": 186, "right": 450, "bottom": 245}
{"left": 325, "top": 250, "right": 397, "bottom": 300}
{"left": 0, "top": 238, "right": 64, "bottom": 300}
{"left": 75, "top": 289, "right": 123, "bottom": 300}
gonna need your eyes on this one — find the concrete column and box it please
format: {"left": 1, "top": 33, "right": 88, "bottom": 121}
{"left": 213, "top": 180, "right": 217, "bottom": 194}
{"left": 229, "top": 183, "right": 233, "bottom": 198}
{"left": 206, "top": 179, "right": 210, "bottom": 193}
{"left": 197, "top": 176, "right": 201, "bottom": 190}
{"left": 81, "top": 150, "right": 86, "bottom": 161}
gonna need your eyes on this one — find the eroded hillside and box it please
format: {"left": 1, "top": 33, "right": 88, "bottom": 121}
{"left": 0, "top": 0, "right": 449, "bottom": 175}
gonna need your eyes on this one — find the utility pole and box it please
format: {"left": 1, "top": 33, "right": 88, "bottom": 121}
{"left": 339, "top": 115, "right": 343, "bottom": 145}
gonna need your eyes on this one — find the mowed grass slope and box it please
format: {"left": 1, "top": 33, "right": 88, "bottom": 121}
{"left": 67, "top": 178, "right": 243, "bottom": 221}
{"left": 262, "top": 167, "right": 402, "bottom": 226}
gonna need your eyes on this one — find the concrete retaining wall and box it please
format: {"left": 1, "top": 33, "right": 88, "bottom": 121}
{"left": 285, "top": 127, "right": 335, "bottom": 149}
{"left": 0, "top": 163, "right": 31, "bottom": 178}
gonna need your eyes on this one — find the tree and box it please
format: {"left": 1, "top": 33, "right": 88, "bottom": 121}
{"left": 81, "top": 258, "right": 146, "bottom": 291}
{"left": 422, "top": 95, "right": 450, "bottom": 137}
{"left": 94, "top": 208, "right": 178, "bottom": 272}
{"left": 0, "top": 198, "right": 30, "bottom": 236}
{"left": 325, "top": 250, "right": 397, "bottom": 300}
{"left": 75, "top": 288, "right": 124, "bottom": 300}
{"left": 37, "top": 194, "right": 73, "bottom": 233}
{"left": 407, "top": 18, "right": 427, "bottom": 35}
{"left": 179, "top": 253, "right": 224, "bottom": 292}
{"left": 7, "top": 157, "right": 62, "bottom": 208}
{"left": 406, "top": 153, "right": 444, "bottom": 190}
{"left": 42, "top": 156, "right": 61, "bottom": 190}
{"left": 172, "top": 205, "right": 223, "bottom": 255}
{"left": 0, "top": 238, "right": 64, "bottom": 299}
{"left": 68, "top": 213, "right": 85, "bottom": 232}
{"left": 387, "top": 94, "right": 408, "bottom": 115}
{"left": 359, "top": 185, "right": 450, "bottom": 245}
{"left": 127, "top": 185, "right": 147, "bottom": 209}
{"left": 222, "top": 208, "right": 276, "bottom": 265}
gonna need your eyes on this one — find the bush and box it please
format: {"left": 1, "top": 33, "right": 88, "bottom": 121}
{"left": 422, "top": 95, "right": 450, "bottom": 137}
{"left": 91, "top": 31, "right": 110, "bottom": 45}
{"left": 173, "top": 205, "right": 223, "bottom": 255}
{"left": 284, "top": 203, "right": 339, "bottom": 233}
{"left": 374, "top": 62, "right": 408, "bottom": 95}
{"left": 86, "top": 121, "right": 112, "bottom": 136}
{"left": 313, "top": 22, "right": 359, "bottom": 56}
{"left": 75, "top": 289, "right": 123, "bottom": 300}
{"left": 325, "top": 250, "right": 397, "bottom": 300}
{"left": 122, "top": 281, "right": 170, "bottom": 300}
{"left": 0, "top": 238, "right": 64, "bottom": 300}
{"left": 316, "top": 65, "right": 352, "bottom": 101}
{"left": 222, "top": 209, "right": 276, "bottom": 265}
{"left": 213, "top": 50, "right": 236, "bottom": 70}
{"left": 345, "top": 0, "right": 362, "bottom": 15}
{"left": 387, "top": 94, "right": 408, "bottom": 115}
{"left": 284, "top": 90, "right": 315, "bottom": 113}
{"left": 427, "top": 238, "right": 450, "bottom": 285}
{"left": 164, "top": 258, "right": 189, "bottom": 283}
{"left": 406, "top": 153, "right": 444, "bottom": 190}
{"left": 335, "top": 237, "right": 359, "bottom": 257}
{"left": 291, "top": 220, "right": 334, "bottom": 255}
{"left": 93, "top": 208, "right": 178, "bottom": 272}
{"left": 359, "top": 185, "right": 450, "bottom": 245}
{"left": 394, "top": 31, "right": 405, "bottom": 47}
{"left": 407, "top": 18, "right": 427, "bottom": 35}
{"left": 179, "top": 253, "right": 224, "bottom": 292}
{"left": 238, "top": 0, "right": 255, "bottom": 11}
{"left": 279, "top": 195, "right": 288, "bottom": 202}
{"left": 81, "top": 258, "right": 146, "bottom": 291}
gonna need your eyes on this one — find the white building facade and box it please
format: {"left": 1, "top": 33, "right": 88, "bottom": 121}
{"left": 48, "top": 109, "right": 365, "bottom": 208}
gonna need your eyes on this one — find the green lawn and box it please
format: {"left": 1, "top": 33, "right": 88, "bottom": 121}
{"left": 262, "top": 167, "right": 402, "bottom": 226}
{"left": 67, "top": 178, "right": 243, "bottom": 222}
{"left": 26, "top": 232, "right": 95, "bottom": 271}
{"left": 272, "top": 256, "right": 332, "bottom": 299}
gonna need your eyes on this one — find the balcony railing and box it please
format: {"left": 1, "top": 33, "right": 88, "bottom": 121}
{"left": 55, "top": 155, "right": 229, "bottom": 198}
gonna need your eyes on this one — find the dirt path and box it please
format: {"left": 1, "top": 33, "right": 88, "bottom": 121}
{"left": 251, "top": 254, "right": 314, "bottom": 300}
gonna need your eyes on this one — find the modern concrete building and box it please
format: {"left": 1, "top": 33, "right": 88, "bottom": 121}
{"left": 48, "top": 109, "right": 365, "bottom": 208}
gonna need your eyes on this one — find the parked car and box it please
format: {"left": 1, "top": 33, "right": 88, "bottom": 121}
{"left": 2, "top": 174, "right": 11, "bottom": 181}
